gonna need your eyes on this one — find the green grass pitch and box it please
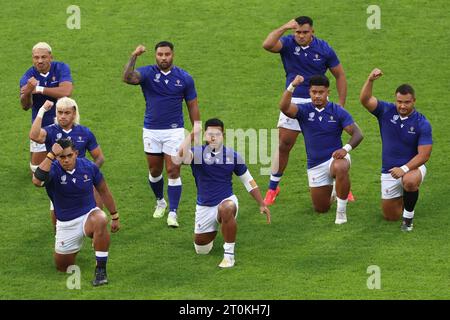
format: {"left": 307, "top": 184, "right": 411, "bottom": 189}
{"left": 0, "top": 0, "right": 449, "bottom": 299}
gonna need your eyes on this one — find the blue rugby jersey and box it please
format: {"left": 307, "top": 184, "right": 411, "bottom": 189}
{"left": 190, "top": 145, "right": 248, "bottom": 206}
{"left": 279, "top": 36, "right": 340, "bottom": 99}
{"left": 295, "top": 102, "right": 354, "bottom": 169}
{"left": 136, "top": 65, "right": 197, "bottom": 129}
{"left": 20, "top": 61, "right": 73, "bottom": 127}
{"left": 44, "top": 124, "right": 98, "bottom": 158}
{"left": 371, "top": 100, "right": 432, "bottom": 173}
{"left": 45, "top": 157, "right": 103, "bottom": 221}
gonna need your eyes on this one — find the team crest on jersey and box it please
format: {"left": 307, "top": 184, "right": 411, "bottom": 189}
{"left": 294, "top": 46, "right": 301, "bottom": 55}
{"left": 56, "top": 133, "right": 62, "bottom": 139}
{"left": 60, "top": 175, "right": 67, "bottom": 185}
{"left": 174, "top": 79, "right": 182, "bottom": 87}
{"left": 328, "top": 115, "right": 336, "bottom": 123}
{"left": 153, "top": 73, "right": 161, "bottom": 82}
{"left": 408, "top": 126, "right": 416, "bottom": 134}
{"left": 52, "top": 76, "right": 56, "bottom": 81}
{"left": 83, "top": 174, "right": 91, "bottom": 182}
{"left": 390, "top": 115, "right": 399, "bottom": 124}
{"left": 77, "top": 136, "right": 84, "bottom": 142}
{"left": 313, "top": 54, "right": 321, "bottom": 61}
{"left": 308, "top": 112, "right": 315, "bottom": 121}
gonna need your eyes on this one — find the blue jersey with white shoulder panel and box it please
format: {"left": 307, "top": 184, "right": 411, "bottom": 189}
{"left": 190, "top": 145, "right": 248, "bottom": 206}
{"left": 136, "top": 65, "right": 197, "bottom": 129}
{"left": 295, "top": 102, "right": 354, "bottom": 169}
{"left": 43, "top": 124, "right": 98, "bottom": 158}
{"left": 371, "top": 100, "right": 433, "bottom": 173}
{"left": 19, "top": 61, "right": 73, "bottom": 127}
{"left": 279, "top": 36, "right": 340, "bottom": 99}
{"left": 45, "top": 157, "right": 103, "bottom": 222}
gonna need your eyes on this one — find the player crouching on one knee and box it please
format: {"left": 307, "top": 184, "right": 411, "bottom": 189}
{"left": 280, "top": 75, "right": 363, "bottom": 224}
{"left": 32, "top": 138, "right": 120, "bottom": 286}
{"left": 175, "top": 119, "right": 271, "bottom": 268}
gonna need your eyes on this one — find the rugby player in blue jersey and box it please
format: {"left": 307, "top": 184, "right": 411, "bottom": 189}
{"left": 123, "top": 41, "right": 200, "bottom": 228}
{"left": 360, "top": 68, "right": 432, "bottom": 231}
{"left": 280, "top": 75, "right": 363, "bottom": 224}
{"left": 177, "top": 119, "right": 270, "bottom": 268}
{"left": 29, "top": 97, "right": 105, "bottom": 230}
{"left": 262, "top": 16, "right": 351, "bottom": 205}
{"left": 20, "top": 42, "right": 73, "bottom": 173}
{"left": 32, "top": 138, "right": 120, "bottom": 286}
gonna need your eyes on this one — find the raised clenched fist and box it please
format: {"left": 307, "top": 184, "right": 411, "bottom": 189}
{"left": 133, "top": 45, "right": 146, "bottom": 56}
{"left": 369, "top": 68, "right": 383, "bottom": 81}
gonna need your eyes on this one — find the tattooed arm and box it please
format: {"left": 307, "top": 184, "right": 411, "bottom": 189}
{"left": 122, "top": 45, "right": 146, "bottom": 85}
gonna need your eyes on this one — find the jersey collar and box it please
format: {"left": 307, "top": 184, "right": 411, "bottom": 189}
{"left": 399, "top": 109, "right": 416, "bottom": 121}
{"left": 300, "top": 36, "right": 316, "bottom": 50}
{"left": 66, "top": 168, "right": 76, "bottom": 175}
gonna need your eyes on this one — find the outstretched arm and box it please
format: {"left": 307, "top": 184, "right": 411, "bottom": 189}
{"left": 122, "top": 45, "right": 145, "bottom": 85}
{"left": 262, "top": 19, "right": 298, "bottom": 53}
{"left": 360, "top": 68, "right": 383, "bottom": 112}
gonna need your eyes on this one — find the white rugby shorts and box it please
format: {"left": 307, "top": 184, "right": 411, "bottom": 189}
{"left": 277, "top": 97, "right": 312, "bottom": 131}
{"left": 194, "top": 195, "right": 239, "bottom": 234}
{"left": 54, "top": 207, "right": 99, "bottom": 255}
{"left": 381, "top": 165, "right": 426, "bottom": 199}
{"left": 307, "top": 154, "right": 351, "bottom": 188}
{"left": 143, "top": 128, "right": 185, "bottom": 156}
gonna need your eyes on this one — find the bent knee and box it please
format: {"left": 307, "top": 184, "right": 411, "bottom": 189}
{"left": 91, "top": 211, "right": 108, "bottom": 229}
{"left": 194, "top": 241, "right": 214, "bottom": 255}
{"left": 332, "top": 160, "right": 349, "bottom": 174}
{"left": 402, "top": 179, "right": 419, "bottom": 191}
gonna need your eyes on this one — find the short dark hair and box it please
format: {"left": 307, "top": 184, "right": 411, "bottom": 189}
{"left": 205, "top": 118, "right": 224, "bottom": 131}
{"left": 57, "top": 137, "right": 76, "bottom": 150}
{"left": 395, "top": 84, "right": 415, "bottom": 98}
{"left": 309, "top": 74, "right": 330, "bottom": 88}
{"left": 295, "top": 16, "right": 313, "bottom": 26}
{"left": 155, "top": 41, "right": 174, "bottom": 51}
